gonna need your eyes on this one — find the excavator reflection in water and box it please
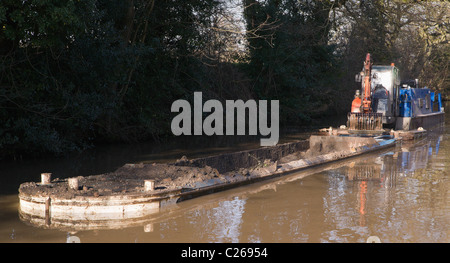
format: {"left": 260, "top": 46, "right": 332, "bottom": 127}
{"left": 340, "top": 134, "right": 443, "bottom": 226}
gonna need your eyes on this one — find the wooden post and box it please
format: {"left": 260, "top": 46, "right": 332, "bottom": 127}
{"left": 41, "top": 173, "right": 52, "bottom": 185}
{"left": 144, "top": 180, "right": 155, "bottom": 192}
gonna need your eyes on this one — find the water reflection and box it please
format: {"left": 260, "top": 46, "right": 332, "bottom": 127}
{"left": 204, "top": 197, "right": 246, "bottom": 243}
{"left": 322, "top": 133, "right": 447, "bottom": 242}
{"left": 339, "top": 135, "right": 442, "bottom": 182}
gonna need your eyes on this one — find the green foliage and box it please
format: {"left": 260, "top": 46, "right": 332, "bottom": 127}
{"left": 0, "top": 0, "right": 226, "bottom": 158}
{"left": 0, "top": 0, "right": 85, "bottom": 48}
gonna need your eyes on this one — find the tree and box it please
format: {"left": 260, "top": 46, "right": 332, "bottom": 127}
{"left": 243, "top": 0, "right": 343, "bottom": 124}
{"left": 334, "top": 0, "right": 449, "bottom": 100}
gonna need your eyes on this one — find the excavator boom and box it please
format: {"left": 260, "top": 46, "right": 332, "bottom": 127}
{"left": 362, "top": 53, "right": 372, "bottom": 113}
{"left": 347, "top": 53, "right": 383, "bottom": 134}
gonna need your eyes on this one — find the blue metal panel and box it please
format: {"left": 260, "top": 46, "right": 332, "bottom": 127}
{"left": 409, "top": 88, "right": 432, "bottom": 115}
{"left": 399, "top": 89, "right": 412, "bottom": 117}
{"left": 430, "top": 91, "right": 435, "bottom": 111}
{"left": 438, "top": 93, "right": 442, "bottom": 111}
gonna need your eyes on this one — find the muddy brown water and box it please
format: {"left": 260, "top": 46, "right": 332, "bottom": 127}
{"left": 1, "top": 114, "right": 448, "bottom": 243}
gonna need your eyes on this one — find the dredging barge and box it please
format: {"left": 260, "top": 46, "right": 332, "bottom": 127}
{"left": 18, "top": 53, "right": 444, "bottom": 230}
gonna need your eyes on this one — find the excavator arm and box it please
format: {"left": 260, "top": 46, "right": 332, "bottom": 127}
{"left": 362, "top": 53, "right": 372, "bottom": 113}
{"left": 347, "top": 53, "right": 383, "bottom": 134}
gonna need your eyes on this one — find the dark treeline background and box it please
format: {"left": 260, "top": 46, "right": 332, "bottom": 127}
{"left": 1, "top": 0, "right": 449, "bottom": 158}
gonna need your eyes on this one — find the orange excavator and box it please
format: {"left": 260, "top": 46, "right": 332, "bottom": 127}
{"left": 347, "top": 53, "right": 383, "bottom": 133}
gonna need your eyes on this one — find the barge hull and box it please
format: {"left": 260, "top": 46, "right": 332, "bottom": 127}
{"left": 395, "top": 111, "right": 445, "bottom": 131}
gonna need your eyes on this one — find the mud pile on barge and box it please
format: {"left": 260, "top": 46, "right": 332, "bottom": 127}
{"left": 19, "top": 163, "right": 222, "bottom": 198}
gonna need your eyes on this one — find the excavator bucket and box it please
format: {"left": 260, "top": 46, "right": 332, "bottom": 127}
{"left": 347, "top": 112, "right": 384, "bottom": 134}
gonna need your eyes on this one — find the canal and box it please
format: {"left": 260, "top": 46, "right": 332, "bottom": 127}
{"left": 0, "top": 111, "right": 448, "bottom": 243}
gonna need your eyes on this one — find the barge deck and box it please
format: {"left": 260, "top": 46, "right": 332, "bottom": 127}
{"left": 19, "top": 134, "right": 398, "bottom": 230}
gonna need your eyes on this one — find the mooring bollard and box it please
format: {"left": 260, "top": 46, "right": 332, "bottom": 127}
{"left": 68, "top": 177, "right": 79, "bottom": 190}
{"left": 41, "top": 173, "right": 52, "bottom": 185}
{"left": 144, "top": 180, "right": 155, "bottom": 191}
